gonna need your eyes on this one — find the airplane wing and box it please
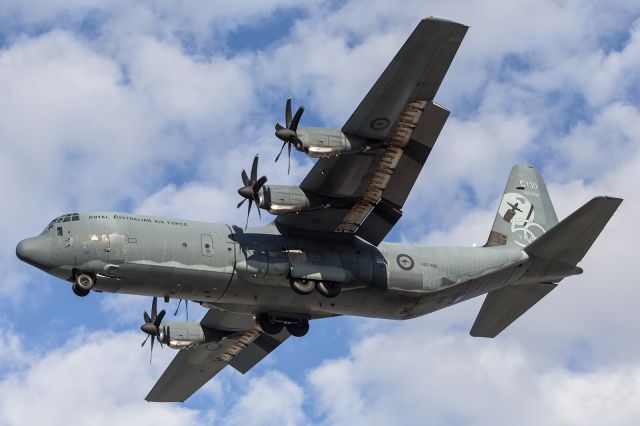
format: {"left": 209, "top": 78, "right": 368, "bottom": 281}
{"left": 146, "top": 308, "right": 290, "bottom": 402}
{"left": 276, "top": 18, "right": 467, "bottom": 245}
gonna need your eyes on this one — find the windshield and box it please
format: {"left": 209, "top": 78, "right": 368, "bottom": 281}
{"left": 42, "top": 213, "right": 80, "bottom": 233}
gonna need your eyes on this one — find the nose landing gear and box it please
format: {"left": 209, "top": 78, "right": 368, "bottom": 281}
{"left": 71, "top": 272, "right": 95, "bottom": 297}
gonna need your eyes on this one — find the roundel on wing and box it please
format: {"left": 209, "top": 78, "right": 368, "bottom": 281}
{"left": 370, "top": 117, "right": 390, "bottom": 130}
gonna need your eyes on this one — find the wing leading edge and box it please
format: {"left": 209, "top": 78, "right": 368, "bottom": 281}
{"left": 146, "top": 309, "right": 289, "bottom": 402}
{"left": 276, "top": 17, "right": 467, "bottom": 245}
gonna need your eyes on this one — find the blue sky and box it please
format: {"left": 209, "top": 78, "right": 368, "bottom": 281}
{"left": 1, "top": 0, "right": 640, "bottom": 424}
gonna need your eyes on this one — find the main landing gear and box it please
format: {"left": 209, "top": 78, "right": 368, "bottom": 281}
{"left": 257, "top": 313, "right": 310, "bottom": 337}
{"left": 290, "top": 277, "right": 342, "bottom": 298}
{"left": 71, "top": 272, "right": 95, "bottom": 297}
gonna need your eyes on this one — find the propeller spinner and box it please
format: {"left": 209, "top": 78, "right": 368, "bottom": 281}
{"left": 140, "top": 296, "right": 166, "bottom": 364}
{"left": 237, "top": 154, "right": 268, "bottom": 229}
{"left": 275, "top": 97, "right": 304, "bottom": 174}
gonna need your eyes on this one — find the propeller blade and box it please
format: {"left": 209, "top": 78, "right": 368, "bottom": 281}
{"left": 290, "top": 106, "right": 304, "bottom": 131}
{"left": 185, "top": 300, "right": 189, "bottom": 321}
{"left": 141, "top": 334, "right": 150, "bottom": 347}
{"left": 151, "top": 296, "right": 157, "bottom": 319}
{"left": 149, "top": 335, "right": 154, "bottom": 364}
{"left": 174, "top": 299, "right": 182, "bottom": 316}
{"left": 143, "top": 311, "right": 151, "bottom": 324}
{"left": 155, "top": 309, "right": 166, "bottom": 327}
{"left": 245, "top": 200, "right": 252, "bottom": 230}
{"left": 275, "top": 141, "right": 287, "bottom": 163}
{"left": 285, "top": 97, "right": 292, "bottom": 128}
{"left": 254, "top": 176, "right": 267, "bottom": 192}
{"left": 287, "top": 142, "right": 292, "bottom": 175}
{"left": 250, "top": 155, "right": 258, "bottom": 182}
{"left": 275, "top": 122, "right": 285, "bottom": 132}
{"left": 241, "top": 169, "right": 250, "bottom": 186}
{"left": 237, "top": 198, "right": 246, "bottom": 208}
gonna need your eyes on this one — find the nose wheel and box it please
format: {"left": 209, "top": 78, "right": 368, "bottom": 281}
{"left": 72, "top": 272, "right": 95, "bottom": 297}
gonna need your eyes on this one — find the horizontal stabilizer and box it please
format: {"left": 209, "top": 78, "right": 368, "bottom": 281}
{"left": 470, "top": 282, "right": 556, "bottom": 338}
{"left": 525, "top": 196, "right": 622, "bottom": 265}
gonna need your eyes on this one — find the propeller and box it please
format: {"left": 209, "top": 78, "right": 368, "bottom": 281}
{"left": 174, "top": 298, "right": 189, "bottom": 321}
{"left": 237, "top": 154, "right": 268, "bottom": 229}
{"left": 275, "top": 97, "right": 304, "bottom": 174}
{"left": 140, "top": 296, "right": 166, "bottom": 364}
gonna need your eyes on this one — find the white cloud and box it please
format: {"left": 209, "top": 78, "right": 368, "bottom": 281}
{"left": 0, "top": 330, "right": 203, "bottom": 426}
{"left": 0, "top": 322, "right": 33, "bottom": 372}
{"left": 0, "top": 326, "right": 308, "bottom": 425}
{"left": 220, "top": 372, "right": 305, "bottom": 426}
{"left": 307, "top": 322, "right": 640, "bottom": 426}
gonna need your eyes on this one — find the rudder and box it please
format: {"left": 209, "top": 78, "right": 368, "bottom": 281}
{"left": 486, "top": 164, "right": 558, "bottom": 248}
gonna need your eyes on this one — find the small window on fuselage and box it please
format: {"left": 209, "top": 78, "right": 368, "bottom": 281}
{"left": 57, "top": 227, "right": 63, "bottom": 236}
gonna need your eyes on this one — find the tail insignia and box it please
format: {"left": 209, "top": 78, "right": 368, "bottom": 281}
{"left": 498, "top": 193, "right": 546, "bottom": 247}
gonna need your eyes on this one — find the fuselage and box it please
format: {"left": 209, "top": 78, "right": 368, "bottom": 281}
{"left": 17, "top": 211, "right": 529, "bottom": 320}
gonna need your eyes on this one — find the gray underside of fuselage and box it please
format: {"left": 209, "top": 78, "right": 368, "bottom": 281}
{"left": 41, "top": 211, "right": 528, "bottom": 321}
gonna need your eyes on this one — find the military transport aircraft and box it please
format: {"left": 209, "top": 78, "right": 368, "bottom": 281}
{"left": 16, "top": 17, "right": 621, "bottom": 402}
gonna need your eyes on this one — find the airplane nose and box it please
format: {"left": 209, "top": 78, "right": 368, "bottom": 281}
{"left": 16, "top": 237, "right": 53, "bottom": 269}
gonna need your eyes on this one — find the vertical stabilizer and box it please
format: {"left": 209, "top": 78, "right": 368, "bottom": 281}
{"left": 485, "top": 164, "right": 558, "bottom": 248}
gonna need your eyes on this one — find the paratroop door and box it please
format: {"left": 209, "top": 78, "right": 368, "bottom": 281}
{"left": 108, "top": 234, "right": 126, "bottom": 262}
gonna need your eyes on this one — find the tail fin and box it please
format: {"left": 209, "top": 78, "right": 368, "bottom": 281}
{"left": 472, "top": 195, "right": 622, "bottom": 338}
{"left": 485, "top": 164, "right": 558, "bottom": 248}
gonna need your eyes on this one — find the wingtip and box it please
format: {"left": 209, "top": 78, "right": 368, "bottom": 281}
{"left": 592, "top": 195, "right": 624, "bottom": 205}
{"left": 423, "top": 16, "right": 469, "bottom": 28}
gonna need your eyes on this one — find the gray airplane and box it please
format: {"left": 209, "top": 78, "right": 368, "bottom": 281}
{"left": 16, "top": 17, "right": 621, "bottom": 402}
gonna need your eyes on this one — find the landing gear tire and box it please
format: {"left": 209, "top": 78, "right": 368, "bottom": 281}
{"left": 316, "top": 281, "right": 341, "bottom": 298}
{"left": 72, "top": 283, "right": 90, "bottom": 297}
{"left": 286, "top": 320, "right": 309, "bottom": 337}
{"left": 258, "top": 314, "right": 284, "bottom": 335}
{"left": 74, "top": 272, "right": 95, "bottom": 291}
{"left": 290, "top": 278, "right": 315, "bottom": 295}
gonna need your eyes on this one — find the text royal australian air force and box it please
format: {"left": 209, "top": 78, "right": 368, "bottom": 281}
{"left": 87, "top": 214, "right": 189, "bottom": 227}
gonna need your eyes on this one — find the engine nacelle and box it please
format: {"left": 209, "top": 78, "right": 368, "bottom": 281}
{"left": 159, "top": 321, "right": 208, "bottom": 349}
{"left": 296, "top": 127, "right": 367, "bottom": 157}
{"left": 259, "top": 185, "right": 312, "bottom": 214}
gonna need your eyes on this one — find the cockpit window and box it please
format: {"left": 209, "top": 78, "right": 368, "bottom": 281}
{"left": 43, "top": 213, "right": 80, "bottom": 232}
